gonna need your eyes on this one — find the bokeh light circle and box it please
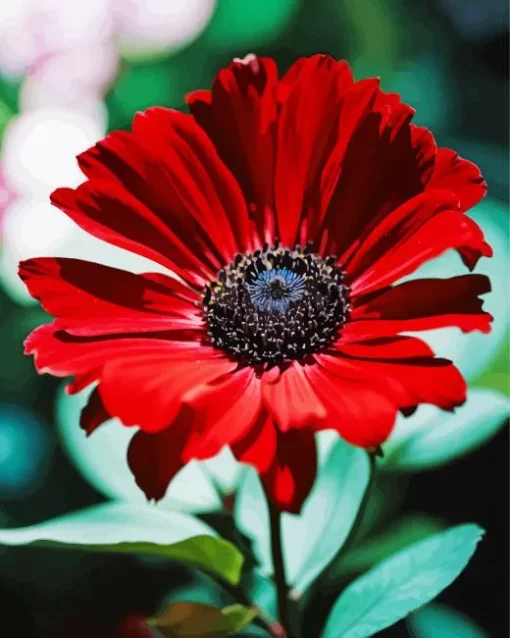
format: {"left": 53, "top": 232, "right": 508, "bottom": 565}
{"left": 115, "top": 0, "right": 216, "bottom": 61}
{"left": 0, "top": 404, "right": 54, "bottom": 500}
{"left": 2, "top": 107, "right": 104, "bottom": 196}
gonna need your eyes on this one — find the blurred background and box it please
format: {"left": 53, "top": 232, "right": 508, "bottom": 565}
{"left": 0, "top": 0, "right": 507, "bottom": 636}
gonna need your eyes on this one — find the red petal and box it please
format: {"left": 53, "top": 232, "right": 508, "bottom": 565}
{"left": 121, "top": 368, "right": 263, "bottom": 502}
{"left": 303, "top": 361, "right": 397, "bottom": 448}
{"left": 51, "top": 183, "right": 211, "bottom": 289}
{"left": 188, "top": 55, "right": 279, "bottom": 243}
{"left": 277, "top": 57, "right": 308, "bottom": 102}
{"left": 411, "top": 125, "right": 487, "bottom": 212}
{"left": 127, "top": 414, "right": 189, "bottom": 501}
{"left": 232, "top": 411, "right": 317, "bottom": 513}
{"left": 19, "top": 257, "right": 203, "bottom": 337}
{"left": 319, "top": 88, "right": 414, "bottom": 254}
{"left": 317, "top": 98, "right": 485, "bottom": 259}
{"left": 262, "top": 361, "right": 327, "bottom": 431}
{"left": 261, "top": 427, "right": 317, "bottom": 514}
{"left": 274, "top": 55, "right": 354, "bottom": 246}
{"left": 132, "top": 108, "right": 252, "bottom": 256}
{"left": 317, "top": 78, "right": 380, "bottom": 231}
{"left": 334, "top": 335, "right": 435, "bottom": 359}
{"left": 98, "top": 346, "right": 236, "bottom": 432}
{"left": 345, "top": 191, "right": 491, "bottom": 296}
{"left": 183, "top": 367, "right": 263, "bottom": 458}
{"left": 57, "top": 109, "right": 251, "bottom": 287}
{"left": 349, "top": 274, "right": 493, "bottom": 337}
{"left": 326, "top": 338, "right": 467, "bottom": 413}
{"left": 24, "top": 324, "right": 226, "bottom": 405}
{"left": 231, "top": 411, "right": 277, "bottom": 475}
{"left": 80, "top": 387, "right": 110, "bottom": 435}
{"left": 25, "top": 324, "right": 161, "bottom": 385}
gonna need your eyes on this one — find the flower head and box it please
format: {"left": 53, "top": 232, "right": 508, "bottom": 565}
{"left": 20, "top": 54, "right": 492, "bottom": 513}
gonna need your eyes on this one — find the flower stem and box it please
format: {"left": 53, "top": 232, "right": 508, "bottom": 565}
{"left": 267, "top": 499, "right": 292, "bottom": 638}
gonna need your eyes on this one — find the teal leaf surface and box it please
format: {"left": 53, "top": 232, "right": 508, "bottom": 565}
{"left": 383, "top": 388, "right": 509, "bottom": 471}
{"left": 408, "top": 603, "right": 489, "bottom": 638}
{"left": 322, "top": 524, "right": 484, "bottom": 638}
{"left": 234, "top": 437, "right": 369, "bottom": 593}
{"left": 0, "top": 502, "right": 244, "bottom": 584}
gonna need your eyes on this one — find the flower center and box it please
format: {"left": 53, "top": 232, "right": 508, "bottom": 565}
{"left": 202, "top": 241, "right": 349, "bottom": 365}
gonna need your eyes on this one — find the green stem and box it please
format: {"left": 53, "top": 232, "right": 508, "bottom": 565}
{"left": 267, "top": 499, "right": 292, "bottom": 638}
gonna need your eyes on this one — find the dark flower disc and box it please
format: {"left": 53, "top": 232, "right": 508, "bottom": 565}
{"left": 202, "top": 240, "right": 350, "bottom": 365}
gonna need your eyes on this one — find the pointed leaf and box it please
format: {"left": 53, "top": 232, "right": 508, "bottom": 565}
{"left": 331, "top": 515, "right": 445, "bottom": 578}
{"left": 0, "top": 503, "right": 244, "bottom": 584}
{"left": 408, "top": 603, "right": 489, "bottom": 638}
{"left": 221, "top": 605, "right": 258, "bottom": 633}
{"left": 383, "top": 389, "right": 509, "bottom": 471}
{"left": 322, "top": 524, "right": 484, "bottom": 638}
{"left": 292, "top": 439, "right": 370, "bottom": 591}
{"left": 234, "top": 437, "right": 369, "bottom": 592}
{"left": 353, "top": 475, "right": 407, "bottom": 541}
{"left": 150, "top": 602, "right": 256, "bottom": 637}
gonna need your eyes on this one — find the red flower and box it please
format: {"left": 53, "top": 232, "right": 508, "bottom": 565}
{"left": 20, "top": 54, "right": 492, "bottom": 514}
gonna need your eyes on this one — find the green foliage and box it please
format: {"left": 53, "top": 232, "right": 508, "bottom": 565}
{"left": 322, "top": 524, "right": 484, "bottom": 638}
{"left": 0, "top": 97, "right": 14, "bottom": 143}
{"left": 0, "top": 503, "right": 244, "bottom": 585}
{"left": 203, "top": 0, "right": 300, "bottom": 50}
{"left": 112, "top": 62, "right": 178, "bottom": 114}
{"left": 235, "top": 439, "right": 369, "bottom": 593}
{"left": 331, "top": 515, "right": 445, "bottom": 578}
{"left": 149, "top": 602, "right": 256, "bottom": 637}
{"left": 475, "top": 338, "right": 510, "bottom": 397}
{"left": 0, "top": 307, "right": 50, "bottom": 399}
{"left": 383, "top": 389, "right": 509, "bottom": 471}
{"left": 408, "top": 603, "right": 489, "bottom": 638}
{"left": 352, "top": 474, "right": 408, "bottom": 542}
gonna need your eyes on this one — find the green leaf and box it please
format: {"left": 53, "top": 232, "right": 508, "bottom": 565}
{"left": 249, "top": 570, "right": 278, "bottom": 622}
{"left": 322, "top": 524, "right": 484, "bottom": 638}
{"left": 352, "top": 474, "right": 407, "bottom": 542}
{"left": 408, "top": 603, "right": 489, "bottom": 638}
{"left": 221, "top": 605, "right": 258, "bottom": 634}
{"left": 383, "top": 389, "right": 509, "bottom": 471}
{"left": 234, "top": 438, "right": 369, "bottom": 593}
{"left": 331, "top": 515, "right": 445, "bottom": 578}
{"left": 149, "top": 602, "right": 256, "bottom": 637}
{"left": 474, "top": 337, "right": 510, "bottom": 396}
{"left": 0, "top": 503, "right": 244, "bottom": 585}
{"left": 475, "top": 372, "right": 510, "bottom": 397}
{"left": 162, "top": 578, "right": 226, "bottom": 609}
